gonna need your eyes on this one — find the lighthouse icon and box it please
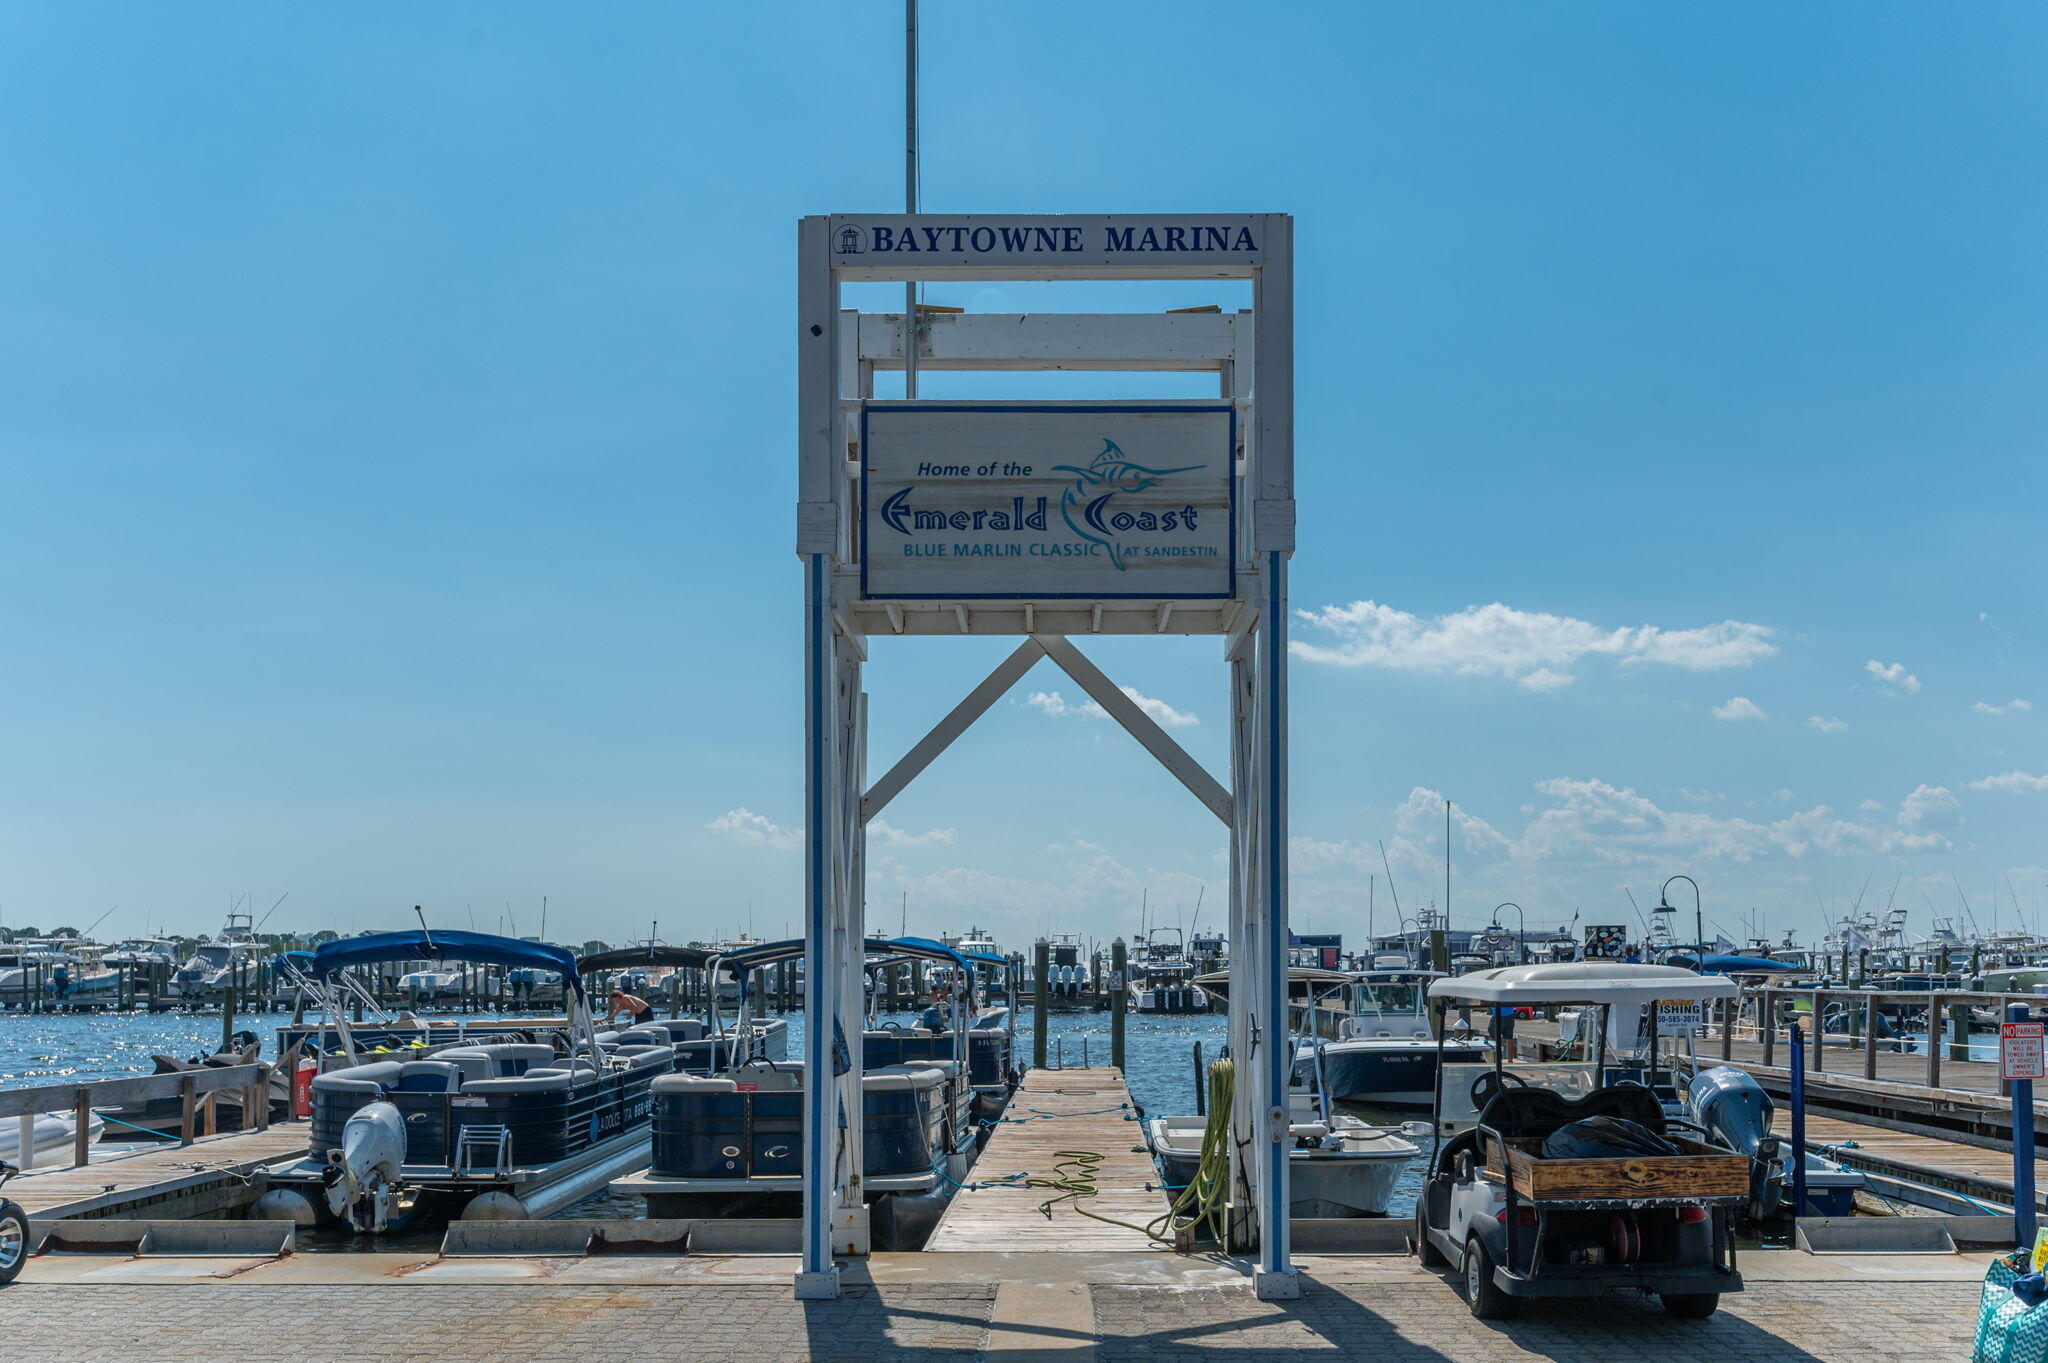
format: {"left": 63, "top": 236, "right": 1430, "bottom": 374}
{"left": 835, "top": 224, "right": 865, "bottom": 255}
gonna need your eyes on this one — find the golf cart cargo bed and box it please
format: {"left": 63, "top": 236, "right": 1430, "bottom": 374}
{"left": 1485, "top": 1134, "right": 1748, "bottom": 1204}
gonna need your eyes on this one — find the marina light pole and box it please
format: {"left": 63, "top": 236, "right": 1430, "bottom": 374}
{"left": 1493, "top": 903, "right": 1526, "bottom": 962}
{"left": 1660, "top": 874, "right": 1703, "bottom": 953}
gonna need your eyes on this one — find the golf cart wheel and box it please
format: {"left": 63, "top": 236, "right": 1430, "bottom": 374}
{"left": 0, "top": 1199, "right": 27, "bottom": 1285}
{"left": 1661, "top": 1292, "right": 1719, "bottom": 1320}
{"left": 1414, "top": 1210, "right": 1446, "bottom": 1267}
{"left": 1463, "top": 1237, "right": 1520, "bottom": 1320}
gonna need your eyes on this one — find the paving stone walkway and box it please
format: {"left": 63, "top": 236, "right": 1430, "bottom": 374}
{"left": 0, "top": 1276, "right": 1983, "bottom": 1361}
{"left": 1, "top": 1283, "right": 998, "bottom": 1363}
{"left": 1090, "top": 1279, "right": 1981, "bottom": 1360}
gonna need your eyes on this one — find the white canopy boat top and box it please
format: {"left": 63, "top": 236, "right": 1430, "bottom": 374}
{"left": 1426, "top": 961, "right": 1738, "bottom": 1008}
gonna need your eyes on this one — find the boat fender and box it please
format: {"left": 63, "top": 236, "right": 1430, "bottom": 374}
{"left": 462, "top": 1191, "right": 527, "bottom": 1221}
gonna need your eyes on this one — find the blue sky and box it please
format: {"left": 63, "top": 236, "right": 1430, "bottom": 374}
{"left": 1, "top": 3, "right": 2042, "bottom": 950}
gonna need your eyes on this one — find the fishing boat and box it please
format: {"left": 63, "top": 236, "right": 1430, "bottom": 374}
{"left": 255, "top": 929, "right": 680, "bottom": 1231}
{"left": 174, "top": 912, "right": 262, "bottom": 1000}
{"left": 1148, "top": 1089, "right": 1421, "bottom": 1218}
{"left": 1131, "top": 929, "right": 1206, "bottom": 1013}
{"left": 0, "top": 940, "right": 80, "bottom": 1007}
{"left": 1292, "top": 970, "right": 1491, "bottom": 1109}
{"left": 103, "top": 937, "right": 180, "bottom": 971}
{"left": 46, "top": 944, "right": 125, "bottom": 1009}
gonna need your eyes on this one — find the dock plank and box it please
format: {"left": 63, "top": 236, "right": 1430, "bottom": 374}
{"left": 9, "top": 1123, "right": 309, "bottom": 1219}
{"left": 925, "top": 1067, "right": 1164, "bottom": 1252}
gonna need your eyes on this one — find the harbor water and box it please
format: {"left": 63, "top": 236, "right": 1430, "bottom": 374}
{"left": 0, "top": 1003, "right": 1430, "bottom": 1234}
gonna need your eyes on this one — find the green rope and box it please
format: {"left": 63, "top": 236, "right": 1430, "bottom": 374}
{"left": 1144, "top": 1056, "right": 1234, "bottom": 1247}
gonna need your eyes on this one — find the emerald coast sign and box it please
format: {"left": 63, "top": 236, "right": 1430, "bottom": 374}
{"left": 859, "top": 402, "right": 1235, "bottom": 601}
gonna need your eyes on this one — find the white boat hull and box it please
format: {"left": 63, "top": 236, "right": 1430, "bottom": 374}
{"left": 0, "top": 1112, "right": 105, "bottom": 1166}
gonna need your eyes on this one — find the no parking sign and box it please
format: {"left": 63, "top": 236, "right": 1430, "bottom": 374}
{"left": 2001, "top": 1020, "right": 2046, "bottom": 1081}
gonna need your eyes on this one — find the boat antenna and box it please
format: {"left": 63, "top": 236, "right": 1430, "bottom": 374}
{"left": 540, "top": 896, "right": 547, "bottom": 940}
{"left": 1444, "top": 799, "right": 1452, "bottom": 938}
{"left": 467, "top": 903, "right": 477, "bottom": 931}
{"left": 1188, "top": 885, "right": 1205, "bottom": 937}
{"left": 506, "top": 902, "right": 519, "bottom": 937}
{"left": 413, "top": 904, "right": 434, "bottom": 954}
{"left": 254, "top": 892, "right": 290, "bottom": 932}
{"left": 1952, "top": 873, "right": 1981, "bottom": 939}
{"left": 1367, "top": 874, "right": 1375, "bottom": 957}
{"left": 901, "top": 891, "right": 908, "bottom": 938}
{"left": 1377, "top": 840, "right": 1405, "bottom": 918}
{"left": 1624, "top": 886, "right": 1650, "bottom": 935}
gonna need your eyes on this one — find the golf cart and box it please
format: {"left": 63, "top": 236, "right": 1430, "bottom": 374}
{"left": 1413, "top": 962, "right": 1747, "bottom": 1320}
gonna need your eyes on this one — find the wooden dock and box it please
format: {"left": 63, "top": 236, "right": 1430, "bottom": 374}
{"left": 9, "top": 1123, "right": 309, "bottom": 1220}
{"left": 924, "top": 1067, "right": 1165, "bottom": 1252}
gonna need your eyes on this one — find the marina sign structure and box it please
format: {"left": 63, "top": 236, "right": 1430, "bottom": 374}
{"left": 797, "top": 211, "right": 1296, "bottom": 1300}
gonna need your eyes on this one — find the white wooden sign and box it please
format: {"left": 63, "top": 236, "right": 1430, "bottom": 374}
{"left": 2002, "top": 1020, "right": 2046, "bottom": 1081}
{"left": 860, "top": 402, "right": 1235, "bottom": 601}
{"left": 830, "top": 214, "right": 1265, "bottom": 277}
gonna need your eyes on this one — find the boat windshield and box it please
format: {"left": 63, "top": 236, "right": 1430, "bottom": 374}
{"left": 1355, "top": 980, "right": 1424, "bottom": 1013}
{"left": 194, "top": 945, "right": 232, "bottom": 967}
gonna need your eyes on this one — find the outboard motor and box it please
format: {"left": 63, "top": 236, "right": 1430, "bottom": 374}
{"left": 1687, "top": 1065, "right": 1782, "bottom": 1216}
{"left": 323, "top": 1100, "right": 407, "bottom": 1232}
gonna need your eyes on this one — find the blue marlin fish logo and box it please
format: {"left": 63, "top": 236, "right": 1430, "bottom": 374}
{"left": 1050, "top": 440, "right": 1202, "bottom": 571}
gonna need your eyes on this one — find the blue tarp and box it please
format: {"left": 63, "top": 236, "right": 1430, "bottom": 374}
{"left": 714, "top": 934, "right": 1006, "bottom": 975}
{"left": 309, "top": 929, "right": 584, "bottom": 998}
{"left": 1671, "top": 952, "right": 1805, "bottom": 975}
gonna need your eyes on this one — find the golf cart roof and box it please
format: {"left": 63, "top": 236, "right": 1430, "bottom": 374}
{"left": 1427, "top": 961, "right": 1738, "bottom": 1006}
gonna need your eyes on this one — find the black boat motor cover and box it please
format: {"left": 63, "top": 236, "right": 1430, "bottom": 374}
{"left": 1687, "top": 1064, "right": 1773, "bottom": 1158}
{"left": 1541, "top": 1115, "right": 1683, "bottom": 1161}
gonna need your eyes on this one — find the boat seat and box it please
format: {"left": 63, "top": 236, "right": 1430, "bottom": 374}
{"left": 614, "top": 1046, "right": 674, "bottom": 1069}
{"left": 663, "top": 1019, "right": 708, "bottom": 1042}
{"left": 462, "top": 1072, "right": 574, "bottom": 1093}
{"left": 307, "top": 1074, "right": 384, "bottom": 1097}
{"left": 312, "top": 1060, "right": 404, "bottom": 1092}
{"left": 469, "top": 1043, "right": 555, "bottom": 1076}
{"left": 395, "top": 1061, "right": 464, "bottom": 1092}
{"left": 612, "top": 1028, "right": 666, "bottom": 1046}
{"left": 865, "top": 1065, "right": 945, "bottom": 1093}
{"left": 427, "top": 1048, "right": 496, "bottom": 1085}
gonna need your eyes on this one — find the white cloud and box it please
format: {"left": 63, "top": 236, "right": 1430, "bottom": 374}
{"left": 1859, "top": 798, "right": 1885, "bottom": 812}
{"left": 1897, "top": 784, "right": 1962, "bottom": 831}
{"left": 870, "top": 820, "right": 957, "bottom": 849}
{"left": 1807, "top": 715, "right": 1849, "bottom": 733}
{"left": 1290, "top": 600, "right": 1776, "bottom": 691}
{"left": 1866, "top": 659, "right": 1921, "bottom": 695}
{"left": 1026, "top": 686, "right": 1197, "bottom": 728}
{"left": 1968, "top": 771, "right": 2048, "bottom": 794}
{"left": 1974, "top": 699, "right": 2032, "bottom": 716}
{"left": 708, "top": 808, "right": 953, "bottom": 852}
{"left": 1506, "top": 777, "right": 1952, "bottom": 865}
{"left": 1714, "top": 697, "right": 1767, "bottom": 722}
{"left": 705, "top": 807, "right": 802, "bottom": 851}
{"left": 1519, "top": 668, "right": 1576, "bottom": 694}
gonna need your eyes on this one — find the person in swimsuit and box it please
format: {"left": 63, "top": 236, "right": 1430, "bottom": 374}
{"left": 604, "top": 987, "right": 654, "bottom": 1026}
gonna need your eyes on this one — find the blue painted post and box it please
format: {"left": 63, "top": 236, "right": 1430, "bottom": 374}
{"left": 2011, "top": 1002, "right": 2037, "bottom": 1252}
{"left": 797, "top": 550, "right": 837, "bottom": 1299}
{"left": 1789, "top": 1019, "right": 1807, "bottom": 1217}
{"left": 1257, "top": 551, "right": 1295, "bottom": 1296}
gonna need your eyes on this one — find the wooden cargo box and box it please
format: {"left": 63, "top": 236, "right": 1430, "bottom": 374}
{"left": 1484, "top": 1134, "right": 1749, "bottom": 1203}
